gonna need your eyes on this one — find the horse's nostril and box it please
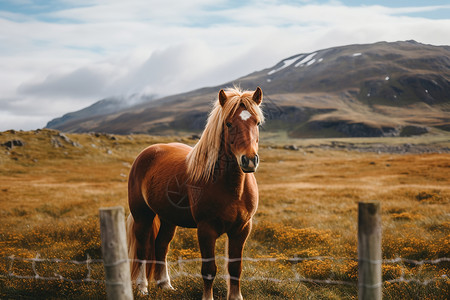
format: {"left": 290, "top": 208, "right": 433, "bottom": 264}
{"left": 254, "top": 154, "right": 259, "bottom": 165}
{"left": 241, "top": 155, "right": 249, "bottom": 167}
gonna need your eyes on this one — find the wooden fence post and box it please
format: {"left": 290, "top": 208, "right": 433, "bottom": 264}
{"left": 100, "top": 206, "right": 133, "bottom": 300}
{"left": 358, "top": 201, "right": 382, "bottom": 300}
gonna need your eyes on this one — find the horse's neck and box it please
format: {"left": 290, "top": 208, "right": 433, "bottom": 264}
{"left": 213, "top": 144, "right": 243, "bottom": 187}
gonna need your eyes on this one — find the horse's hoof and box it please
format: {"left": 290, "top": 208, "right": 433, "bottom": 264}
{"left": 228, "top": 292, "right": 243, "bottom": 300}
{"left": 157, "top": 281, "right": 175, "bottom": 290}
{"left": 138, "top": 287, "right": 149, "bottom": 295}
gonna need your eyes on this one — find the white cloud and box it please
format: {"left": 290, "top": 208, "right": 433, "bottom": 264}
{"left": 18, "top": 67, "right": 107, "bottom": 97}
{"left": 0, "top": 111, "right": 48, "bottom": 132}
{"left": 377, "top": 4, "right": 450, "bottom": 15}
{"left": 110, "top": 41, "right": 219, "bottom": 96}
{"left": 0, "top": 0, "right": 449, "bottom": 130}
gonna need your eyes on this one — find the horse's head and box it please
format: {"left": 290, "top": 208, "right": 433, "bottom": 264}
{"left": 219, "top": 87, "right": 263, "bottom": 173}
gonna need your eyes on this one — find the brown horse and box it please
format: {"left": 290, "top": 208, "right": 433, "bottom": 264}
{"left": 127, "top": 87, "right": 264, "bottom": 300}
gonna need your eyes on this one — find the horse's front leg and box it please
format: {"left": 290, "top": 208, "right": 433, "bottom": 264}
{"left": 197, "top": 222, "right": 219, "bottom": 300}
{"left": 227, "top": 223, "right": 251, "bottom": 300}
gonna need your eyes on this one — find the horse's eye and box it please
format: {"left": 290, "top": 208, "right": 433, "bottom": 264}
{"left": 226, "top": 122, "right": 232, "bottom": 128}
{"left": 257, "top": 122, "right": 261, "bottom": 126}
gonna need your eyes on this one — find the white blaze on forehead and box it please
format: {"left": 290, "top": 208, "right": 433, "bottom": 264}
{"left": 239, "top": 110, "right": 252, "bottom": 121}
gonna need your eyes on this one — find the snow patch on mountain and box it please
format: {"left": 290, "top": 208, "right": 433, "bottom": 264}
{"left": 267, "top": 54, "right": 303, "bottom": 75}
{"left": 295, "top": 52, "right": 317, "bottom": 67}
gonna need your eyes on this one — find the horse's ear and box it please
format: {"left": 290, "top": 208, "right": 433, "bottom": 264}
{"left": 253, "top": 87, "right": 262, "bottom": 105}
{"left": 219, "top": 89, "right": 227, "bottom": 107}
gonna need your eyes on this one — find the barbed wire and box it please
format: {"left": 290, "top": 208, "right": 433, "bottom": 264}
{"left": 382, "top": 257, "right": 450, "bottom": 286}
{"left": 1, "top": 253, "right": 104, "bottom": 284}
{"left": 1, "top": 255, "right": 448, "bottom": 288}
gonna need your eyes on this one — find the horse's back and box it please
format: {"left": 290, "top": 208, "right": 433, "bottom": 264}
{"left": 128, "top": 142, "right": 195, "bottom": 227}
{"left": 130, "top": 142, "right": 191, "bottom": 177}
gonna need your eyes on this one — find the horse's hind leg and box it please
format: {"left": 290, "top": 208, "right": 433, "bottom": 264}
{"left": 154, "top": 219, "right": 177, "bottom": 289}
{"left": 127, "top": 210, "right": 157, "bottom": 295}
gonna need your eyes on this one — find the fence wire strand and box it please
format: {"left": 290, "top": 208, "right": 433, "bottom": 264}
{"left": 1, "top": 255, "right": 448, "bottom": 288}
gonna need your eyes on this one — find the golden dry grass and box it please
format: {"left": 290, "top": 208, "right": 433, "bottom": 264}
{"left": 0, "top": 129, "right": 449, "bottom": 299}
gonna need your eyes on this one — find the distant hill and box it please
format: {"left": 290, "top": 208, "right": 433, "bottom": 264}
{"left": 46, "top": 94, "right": 157, "bottom": 130}
{"left": 46, "top": 41, "right": 450, "bottom": 137}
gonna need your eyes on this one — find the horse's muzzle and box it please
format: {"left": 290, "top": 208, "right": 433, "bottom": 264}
{"left": 240, "top": 154, "right": 259, "bottom": 173}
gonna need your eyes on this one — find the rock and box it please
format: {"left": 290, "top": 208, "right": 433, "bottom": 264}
{"left": 14, "top": 140, "right": 23, "bottom": 147}
{"left": 307, "top": 120, "right": 400, "bottom": 137}
{"left": 58, "top": 133, "right": 72, "bottom": 143}
{"left": 51, "top": 137, "right": 63, "bottom": 148}
{"left": 72, "top": 141, "right": 82, "bottom": 148}
{"left": 284, "top": 145, "right": 299, "bottom": 151}
{"left": 3, "top": 139, "right": 24, "bottom": 149}
{"left": 56, "top": 133, "right": 82, "bottom": 147}
{"left": 400, "top": 126, "right": 429, "bottom": 137}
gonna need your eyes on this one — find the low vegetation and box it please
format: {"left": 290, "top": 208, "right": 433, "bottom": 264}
{"left": 0, "top": 129, "right": 449, "bottom": 299}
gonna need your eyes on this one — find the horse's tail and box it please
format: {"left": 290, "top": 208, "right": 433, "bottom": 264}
{"left": 127, "top": 213, "right": 161, "bottom": 281}
{"left": 126, "top": 214, "right": 139, "bottom": 280}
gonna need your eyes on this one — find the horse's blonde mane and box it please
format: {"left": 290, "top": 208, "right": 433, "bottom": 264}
{"left": 186, "top": 87, "right": 264, "bottom": 184}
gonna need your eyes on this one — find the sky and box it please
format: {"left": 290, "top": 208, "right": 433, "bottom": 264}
{"left": 0, "top": 0, "right": 449, "bottom": 131}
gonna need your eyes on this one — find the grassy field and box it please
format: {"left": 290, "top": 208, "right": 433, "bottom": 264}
{"left": 0, "top": 129, "right": 449, "bottom": 299}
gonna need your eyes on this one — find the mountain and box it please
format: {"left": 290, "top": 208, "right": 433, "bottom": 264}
{"left": 46, "top": 94, "right": 157, "bottom": 130}
{"left": 46, "top": 41, "right": 450, "bottom": 137}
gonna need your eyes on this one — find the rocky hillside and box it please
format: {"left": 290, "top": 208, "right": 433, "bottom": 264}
{"left": 46, "top": 41, "right": 450, "bottom": 138}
